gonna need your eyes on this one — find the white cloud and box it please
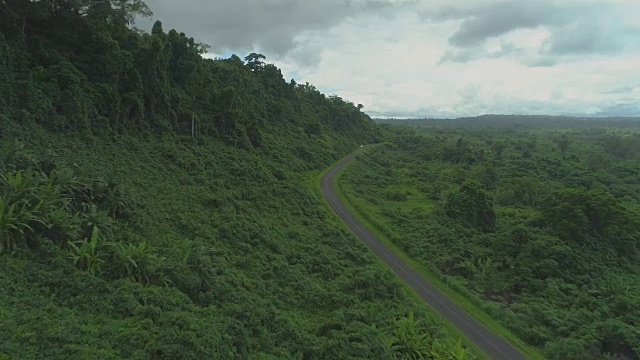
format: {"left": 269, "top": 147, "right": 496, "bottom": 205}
{"left": 143, "top": 0, "right": 640, "bottom": 118}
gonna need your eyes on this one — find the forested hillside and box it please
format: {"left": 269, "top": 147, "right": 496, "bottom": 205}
{"left": 0, "top": 1, "right": 478, "bottom": 359}
{"left": 339, "top": 122, "right": 640, "bottom": 360}
{"left": 0, "top": 0, "right": 377, "bottom": 146}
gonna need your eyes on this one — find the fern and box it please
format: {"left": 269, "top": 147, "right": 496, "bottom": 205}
{"left": 112, "top": 241, "right": 171, "bottom": 286}
{"left": 68, "top": 226, "right": 105, "bottom": 275}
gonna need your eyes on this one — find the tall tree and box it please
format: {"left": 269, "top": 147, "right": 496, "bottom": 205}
{"left": 555, "top": 134, "right": 571, "bottom": 157}
{"left": 445, "top": 181, "right": 496, "bottom": 232}
{"left": 244, "top": 53, "right": 266, "bottom": 72}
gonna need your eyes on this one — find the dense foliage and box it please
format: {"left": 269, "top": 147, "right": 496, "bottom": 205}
{"left": 339, "top": 121, "right": 640, "bottom": 360}
{"left": 0, "top": 0, "right": 377, "bottom": 146}
{"left": 0, "top": 1, "right": 479, "bottom": 359}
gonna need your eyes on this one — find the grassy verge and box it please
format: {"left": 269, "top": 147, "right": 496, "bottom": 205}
{"left": 308, "top": 145, "right": 491, "bottom": 360}
{"left": 320, "top": 145, "right": 546, "bottom": 360}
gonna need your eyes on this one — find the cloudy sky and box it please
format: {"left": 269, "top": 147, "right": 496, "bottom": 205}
{"left": 139, "top": 0, "right": 640, "bottom": 118}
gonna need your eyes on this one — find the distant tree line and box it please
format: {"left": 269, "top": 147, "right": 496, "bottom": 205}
{"left": 376, "top": 115, "right": 640, "bottom": 129}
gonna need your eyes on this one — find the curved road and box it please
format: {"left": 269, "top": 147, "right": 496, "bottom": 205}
{"left": 321, "top": 145, "right": 527, "bottom": 360}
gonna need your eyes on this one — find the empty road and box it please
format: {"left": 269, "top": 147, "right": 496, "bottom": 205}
{"left": 320, "top": 145, "right": 527, "bottom": 360}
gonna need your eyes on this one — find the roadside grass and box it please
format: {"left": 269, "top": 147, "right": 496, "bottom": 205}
{"left": 308, "top": 145, "right": 490, "bottom": 360}
{"left": 313, "top": 144, "right": 546, "bottom": 360}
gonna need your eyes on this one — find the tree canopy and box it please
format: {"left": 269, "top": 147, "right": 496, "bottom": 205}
{"left": 0, "top": 1, "right": 479, "bottom": 359}
{"left": 340, "top": 122, "right": 640, "bottom": 359}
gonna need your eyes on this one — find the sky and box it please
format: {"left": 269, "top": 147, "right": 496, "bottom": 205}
{"left": 138, "top": 0, "right": 640, "bottom": 118}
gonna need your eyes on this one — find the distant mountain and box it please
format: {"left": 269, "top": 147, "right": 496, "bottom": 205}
{"left": 375, "top": 115, "right": 640, "bottom": 128}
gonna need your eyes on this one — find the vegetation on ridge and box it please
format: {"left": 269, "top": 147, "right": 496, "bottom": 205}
{"left": 0, "top": 1, "right": 480, "bottom": 359}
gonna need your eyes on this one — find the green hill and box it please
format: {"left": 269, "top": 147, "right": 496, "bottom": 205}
{"left": 0, "top": 1, "right": 477, "bottom": 359}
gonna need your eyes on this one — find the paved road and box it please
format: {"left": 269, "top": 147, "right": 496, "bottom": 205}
{"left": 320, "top": 145, "right": 527, "bottom": 360}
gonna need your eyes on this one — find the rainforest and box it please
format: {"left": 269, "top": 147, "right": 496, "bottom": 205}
{"left": 1, "top": 1, "right": 640, "bottom": 359}
{"left": 339, "top": 118, "right": 640, "bottom": 359}
{"left": 0, "top": 1, "right": 479, "bottom": 359}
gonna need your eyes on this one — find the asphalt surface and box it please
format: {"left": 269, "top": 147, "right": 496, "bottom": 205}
{"left": 320, "top": 145, "right": 527, "bottom": 360}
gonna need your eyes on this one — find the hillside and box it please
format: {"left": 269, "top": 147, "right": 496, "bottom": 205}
{"left": 0, "top": 1, "right": 479, "bottom": 359}
{"left": 338, "top": 123, "right": 640, "bottom": 359}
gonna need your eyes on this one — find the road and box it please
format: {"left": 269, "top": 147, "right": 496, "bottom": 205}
{"left": 320, "top": 145, "right": 527, "bottom": 360}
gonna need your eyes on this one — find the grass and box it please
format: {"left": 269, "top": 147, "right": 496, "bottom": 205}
{"left": 316, "top": 144, "right": 546, "bottom": 360}
{"left": 309, "top": 144, "right": 491, "bottom": 360}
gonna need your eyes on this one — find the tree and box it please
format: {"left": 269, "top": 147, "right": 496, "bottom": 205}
{"left": 110, "top": 0, "right": 153, "bottom": 26}
{"left": 490, "top": 140, "right": 506, "bottom": 157}
{"left": 244, "top": 53, "right": 266, "bottom": 72}
{"left": 445, "top": 181, "right": 496, "bottom": 232}
{"left": 542, "top": 188, "right": 640, "bottom": 258}
{"left": 50, "top": 0, "right": 154, "bottom": 26}
{"left": 555, "top": 134, "right": 571, "bottom": 157}
{"left": 151, "top": 19, "right": 163, "bottom": 35}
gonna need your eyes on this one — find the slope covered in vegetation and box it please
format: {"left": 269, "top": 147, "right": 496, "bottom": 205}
{"left": 339, "top": 122, "right": 640, "bottom": 360}
{"left": 0, "top": 1, "right": 480, "bottom": 359}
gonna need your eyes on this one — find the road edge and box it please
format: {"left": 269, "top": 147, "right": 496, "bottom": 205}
{"left": 315, "top": 144, "right": 543, "bottom": 360}
{"left": 309, "top": 145, "right": 492, "bottom": 359}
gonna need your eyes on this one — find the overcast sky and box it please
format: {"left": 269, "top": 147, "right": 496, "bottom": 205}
{"left": 139, "top": 0, "right": 640, "bottom": 118}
